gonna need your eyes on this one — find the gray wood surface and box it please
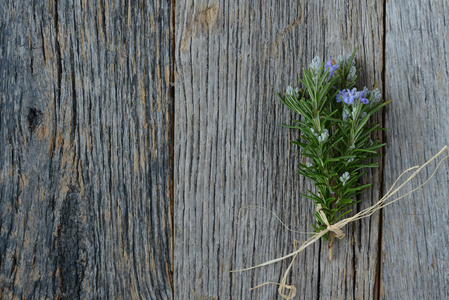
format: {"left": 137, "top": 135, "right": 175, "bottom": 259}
{"left": 2, "top": 0, "right": 448, "bottom": 299}
{"left": 0, "top": 1, "right": 173, "bottom": 299}
{"left": 382, "top": 0, "right": 449, "bottom": 299}
{"left": 175, "top": 1, "right": 384, "bottom": 299}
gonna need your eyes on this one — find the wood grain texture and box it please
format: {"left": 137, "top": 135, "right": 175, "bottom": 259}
{"left": 4, "top": 0, "right": 448, "bottom": 299}
{"left": 175, "top": 1, "right": 384, "bottom": 299}
{"left": 382, "top": 0, "right": 449, "bottom": 299}
{"left": 0, "top": 0, "right": 173, "bottom": 299}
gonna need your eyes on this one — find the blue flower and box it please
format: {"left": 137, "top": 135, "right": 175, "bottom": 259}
{"left": 359, "top": 90, "right": 369, "bottom": 104}
{"left": 343, "top": 88, "right": 357, "bottom": 104}
{"left": 325, "top": 55, "right": 339, "bottom": 77}
{"left": 336, "top": 90, "right": 347, "bottom": 102}
{"left": 324, "top": 55, "right": 333, "bottom": 69}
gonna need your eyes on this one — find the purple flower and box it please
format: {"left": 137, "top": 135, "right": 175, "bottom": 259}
{"left": 325, "top": 55, "right": 339, "bottom": 77}
{"left": 336, "top": 90, "right": 347, "bottom": 102}
{"left": 359, "top": 90, "right": 369, "bottom": 104}
{"left": 343, "top": 88, "right": 357, "bottom": 104}
{"left": 324, "top": 55, "right": 333, "bottom": 69}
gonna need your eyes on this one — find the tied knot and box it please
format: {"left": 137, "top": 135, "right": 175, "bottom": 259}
{"left": 316, "top": 204, "right": 345, "bottom": 239}
{"left": 326, "top": 224, "right": 345, "bottom": 239}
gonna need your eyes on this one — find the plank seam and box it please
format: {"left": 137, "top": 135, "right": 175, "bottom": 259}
{"left": 170, "top": 0, "right": 176, "bottom": 298}
{"left": 374, "top": 1, "right": 387, "bottom": 299}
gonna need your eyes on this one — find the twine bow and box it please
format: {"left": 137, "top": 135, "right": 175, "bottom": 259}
{"left": 315, "top": 203, "right": 345, "bottom": 261}
{"left": 232, "top": 146, "right": 448, "bottom": 300}
{"left": 316, "top": 204, "right": 345, "bottom": 240}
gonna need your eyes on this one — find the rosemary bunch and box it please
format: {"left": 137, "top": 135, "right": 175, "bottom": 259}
{"left": 279, "top": 49, "right": 389, "bottom": 243}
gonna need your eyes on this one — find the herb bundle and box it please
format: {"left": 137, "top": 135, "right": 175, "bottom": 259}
{"left": 278, "top": 49, "right": 390, "bottom": 247}
{"left": 233, "top": 48, "right": 448, "bottom": 300}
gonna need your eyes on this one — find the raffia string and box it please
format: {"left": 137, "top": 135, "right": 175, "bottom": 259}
{"left": 316, "top": 204, "right": 344, "bottom": 240}
{"left": 232, "top": 146, "right": 448, "bottom": 300}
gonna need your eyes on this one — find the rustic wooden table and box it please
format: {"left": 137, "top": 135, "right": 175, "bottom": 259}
{"left": 1, "top": 0, "right": 448, "bottom": 299}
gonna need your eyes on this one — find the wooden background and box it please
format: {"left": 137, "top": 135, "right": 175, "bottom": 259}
{"left": 1, "top": 0, "right": 448, "bottom": 299}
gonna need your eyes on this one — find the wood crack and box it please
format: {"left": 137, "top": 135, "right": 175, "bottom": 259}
{"left": 271, "top": 17, "right": 302, "bottom": 54}
{"left": 374, "top": 0, "right": 387, "bottom": 299}
{"left": 54, "top": 0, "right": 62, "bottom": 109}
{"left": 170, "top": 0, "right": 176, "bottom": 298}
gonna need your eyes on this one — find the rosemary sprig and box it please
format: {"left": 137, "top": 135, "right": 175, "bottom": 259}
{"left": 279, "top": 48, "right": 389, "bottom": 242}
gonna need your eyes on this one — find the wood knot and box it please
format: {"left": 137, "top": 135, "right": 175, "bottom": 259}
{"left": 27, "top": 107, "right": 42, "bottom": 133}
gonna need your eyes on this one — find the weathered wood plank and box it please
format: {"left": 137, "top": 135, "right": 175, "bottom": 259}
{"left": 175, "top": 1, "right": 384, "bottom": 298}
{"left": 382, "top": 0, "right": 449, "bottom": 298}
{"left": 0, "top": 0, "right": 173, "bottom": 299}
